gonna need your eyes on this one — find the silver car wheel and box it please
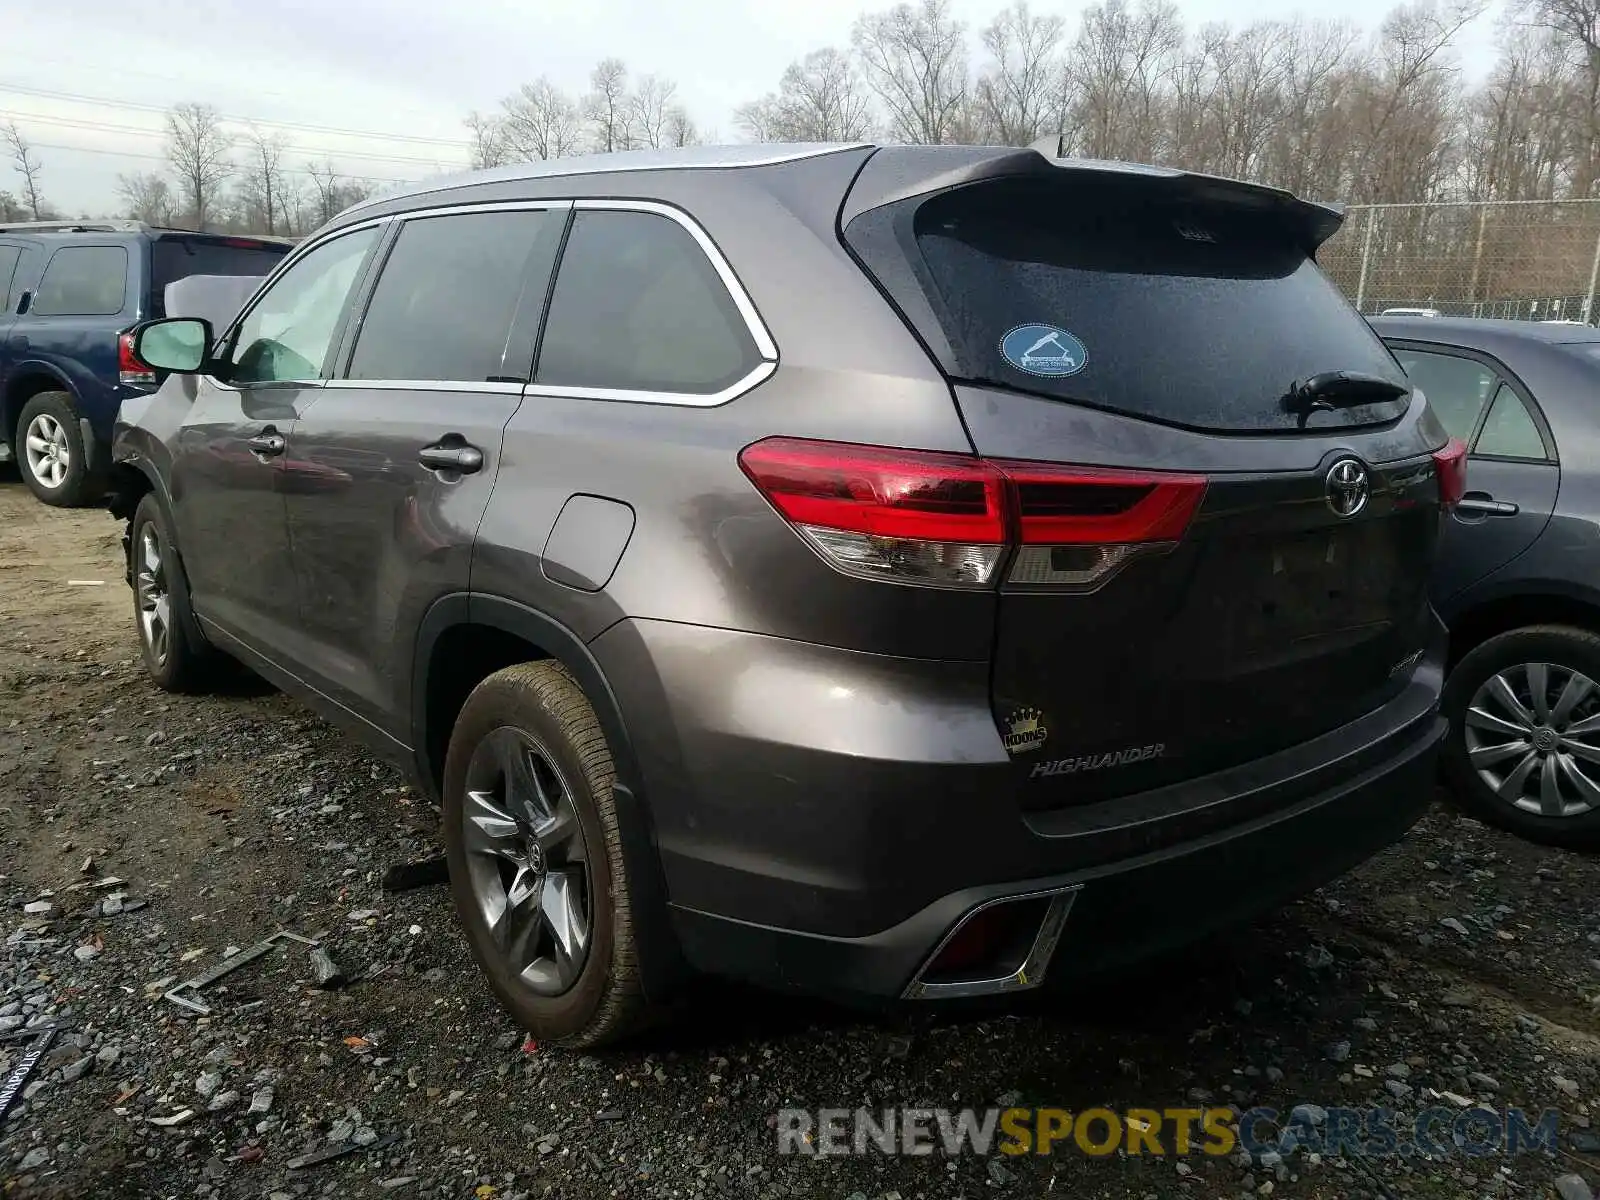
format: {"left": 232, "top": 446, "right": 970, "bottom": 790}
{"left": 1465, "top": 661, "right": 1600, "bottom": 818}
{"left": 135, "top": 526, "right": 172, "bottom": 667}
{"left": 23, "top": 412, "right": 70, "bottom": 490}
{"left": 461, "top": 726, "right": 592, "bottom": 996}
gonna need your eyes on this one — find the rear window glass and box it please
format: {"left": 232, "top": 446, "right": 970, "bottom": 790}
{"left": 32, "top": 246, "right": 128, "bottom": 316}
{"left": 847, "top": 178, "right": 1411, "bottom": 433}
{"left": 151, "top": 238, "right": 287, "bottom": 307}
{"left": 535, "top": 209, "right": 760, "bottom": 395}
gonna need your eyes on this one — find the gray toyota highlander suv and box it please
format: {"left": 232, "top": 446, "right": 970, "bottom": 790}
{"left": 108, "top": 142, "right": 1461, "bottom": 1047}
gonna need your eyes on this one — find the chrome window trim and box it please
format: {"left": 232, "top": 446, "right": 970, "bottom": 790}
{"left": 325, "top": 379, "right": 526, "bottom": 394}
{"left": 278, "top": 198, "right": 779, "bottom": 408}
{"left": 568, "top": 198, "right": 778, "bottom": 363}
{"left": 522, "top": 359, "right": 778, "bottom": 407}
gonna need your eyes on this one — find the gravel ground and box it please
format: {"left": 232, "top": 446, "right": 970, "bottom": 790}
{"left": 1, "top": 476, "right": 1599, "bottom": 1200}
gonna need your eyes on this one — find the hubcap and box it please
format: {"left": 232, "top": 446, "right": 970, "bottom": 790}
{"left": 461, "top": 727, "right": 591, "bottom": 996}
{"left": 23, "top": 413, "right": 69, "bottom": 490}
{"left": 1465, "top": 661, "right": 1600, "bottom": 819}
{"left": 135, "top": 527, "right": 171, "bottom": 666}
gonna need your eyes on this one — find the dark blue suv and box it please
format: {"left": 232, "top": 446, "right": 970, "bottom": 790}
{"left": 0, "top": 221, "right": 288, "bottom": 506}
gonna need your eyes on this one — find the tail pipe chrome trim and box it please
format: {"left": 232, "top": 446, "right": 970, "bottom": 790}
{"left": 901, "top": 884, "right": 1081, "bottom": 1000}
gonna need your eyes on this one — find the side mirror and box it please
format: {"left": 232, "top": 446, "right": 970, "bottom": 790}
{"left": 130, "top": 317, "right": 214, "bottom": 374}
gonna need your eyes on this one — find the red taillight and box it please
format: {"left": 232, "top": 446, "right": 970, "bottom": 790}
{"left": 995, "top": 461, "right": 1207, "bottom": 545}
{"left": 118, "top": 332, "right": 156, "bottom": 388}
{"left": 1432, "top": 437, "right": 1468, "bottom": 508}
{"left": 738, "top": 437, "right": 1208, "bottom": 590}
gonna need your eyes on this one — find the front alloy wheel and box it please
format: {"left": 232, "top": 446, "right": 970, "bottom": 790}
{"left": 136, "top": 525, "right": 172, "bottom": 669}
{"left": 461, "top": 727, "right": 593, "bottom": 996}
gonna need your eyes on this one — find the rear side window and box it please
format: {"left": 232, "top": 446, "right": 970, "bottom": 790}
{"left": 348, "top": 209, "right": 559, "bottom": 384}
{"left": 846, "top": 178, "right": 1411, "bottom": 433}
{"left": 0, "top": 245, "right": 20, "bottom": 311}
{"left": 1475, "top": 385, "right": 1547, "bottom": 459}
{"left": 32, "top": 246, "right": 128, "bottom": 316}
{"left": 535, "top": 209, "right": 760, "bottom": 395}
{"left": 1388, "top": 349, "right": 1498, "bottom": 443}
{"left": 151, "top": 238, "right": 287, "bottom": 305}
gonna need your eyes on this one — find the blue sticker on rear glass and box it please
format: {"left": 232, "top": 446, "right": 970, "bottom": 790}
{"left": 1000, "top": 324, "right": 1087, "bottom": 378}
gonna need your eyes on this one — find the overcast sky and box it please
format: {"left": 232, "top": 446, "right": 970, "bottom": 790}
{"left": 4, "top": 0, "right": 1505, "bottom": 217}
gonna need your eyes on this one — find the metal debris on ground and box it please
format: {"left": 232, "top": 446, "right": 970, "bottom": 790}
{"left": 0, "top": 1025, "right": 57, "bottom": 1123}
{"left": 163, "top": 930, "right": 322, "bottom": 1015}
{"left": 285, "top": 1130, "right": 400, "bottom": 1171}
{"left": 381, "top": 855, "right": 448, "bottom": 893}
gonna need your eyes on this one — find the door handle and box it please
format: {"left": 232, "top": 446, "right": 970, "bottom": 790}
{"left": 246, "top": 432, "right": 286, "bottom": 458}
{"left": 1455, "top": 493, "right": 1519, "bottom": 518}
{"left": 418, "top": 441, "right": 483, "bottom": 474}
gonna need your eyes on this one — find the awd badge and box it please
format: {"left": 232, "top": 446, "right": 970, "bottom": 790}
{"left": 1001, "top": 707, "right": 1049, "bottom": 756}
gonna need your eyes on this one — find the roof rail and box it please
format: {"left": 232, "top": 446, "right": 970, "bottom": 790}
{"left": 0, "top": 219, "right": 149, "bottom": 234}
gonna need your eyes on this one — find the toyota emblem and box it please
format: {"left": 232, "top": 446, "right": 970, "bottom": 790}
{"left": 1325, "top": 458, "right": 1370, "bottom": 518}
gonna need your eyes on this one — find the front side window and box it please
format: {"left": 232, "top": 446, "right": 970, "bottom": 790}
{"left": 31, "top": 246, "right": 128, "bottom": 316}
{"left": 348, "top": 209, "right": 558, "bottom": 383}
{"left": 1388, "top": 348, "right": 1500, "bottom": 443}
{"left": 535, "top": 209, "right": 760, "bottom": 395}
{"left": 228, "top": 228, "right": 378, "bottom": 385}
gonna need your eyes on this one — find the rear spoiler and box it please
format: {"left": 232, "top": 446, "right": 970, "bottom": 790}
{"left": 841, "top": 142, "right": 1346, "bottom": 253}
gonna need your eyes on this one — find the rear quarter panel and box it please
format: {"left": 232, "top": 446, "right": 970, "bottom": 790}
{"left": 471, "top": 164, "right": 999, "bottom": 661}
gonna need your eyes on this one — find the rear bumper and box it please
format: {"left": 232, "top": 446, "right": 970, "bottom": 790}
{"left": 591, "top": 616, "right": 1445, "bottom": 1002}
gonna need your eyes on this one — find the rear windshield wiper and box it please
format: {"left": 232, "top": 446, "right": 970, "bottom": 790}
{"left": 1282, "top": 371, "right": 1409, "bottom": 415}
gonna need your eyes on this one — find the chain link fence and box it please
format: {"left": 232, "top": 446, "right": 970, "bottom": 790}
{"left": 1320, "top": 199, "right": 1600, "bottom": 324}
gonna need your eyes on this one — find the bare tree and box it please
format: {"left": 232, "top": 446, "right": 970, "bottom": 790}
{"left": 305, "top": 162, "right": 376, "bottom": 225}
{"left": 239, "top": 128, "right": 290, "bottom": 235}
{"left": 501, "top": 78, "right": 583, "bottom": 161}
{"left": 734, "top": 97, "right": 781, "bottom": 142}
{"left": 1064, "top": 0, "right": 1185, "bottom": 162}
{"left": 117, "top": 172, "right": 175, "bottom": 225}
{"left": 630, "top": 75, "right": 680, "bottom": 149}
{"left": 666, "top": 109, "right": 701, "bottom": 147}
{"left": 1258, "top": 19, "right": 1362, "bottom": 196}
{"left": 1342, "top": 0, "right": 1485, "bottom": 202}
{"left": 165, "top": 103, "right": 233, "bottom": 231}
{"left": 975, "top": 4, "right": 1066, "bottom": 143}
{"left": 852, "top": 0, "right": 971, "bottom": 143}
{"left": 306, "top": 161, "right": 344, "bottom": 225}
{"left": 465, "top": 112, "right": 510, "bottom": 169}
{"left": 741, "top": 48, "right": 875, "bottom": 142}
{"left": 1520, "top": 0, "right": 1600, "bottom": 195}
{"left": 3, "top": 122, "right": 45, "bottom": 220}
{"left": 586, "top": 58, "right": 633, "bottom": 152}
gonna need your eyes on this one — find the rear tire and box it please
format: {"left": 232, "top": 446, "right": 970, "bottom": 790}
{"left": 17, "top": 391, "right": 99, "bottom": 507}
{"left": 442, "top": 661, "right": 652, "bottom": 1048}
{"left": 130, "top": 494, "right": 221, "bottom": 693}
{"left": 1442, "top": 624, "right": 1600, "bottom": 852}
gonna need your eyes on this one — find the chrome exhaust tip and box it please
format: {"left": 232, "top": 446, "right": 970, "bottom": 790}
{"left": 901, "top": 885, "right": 1079, "bottom": 1000}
